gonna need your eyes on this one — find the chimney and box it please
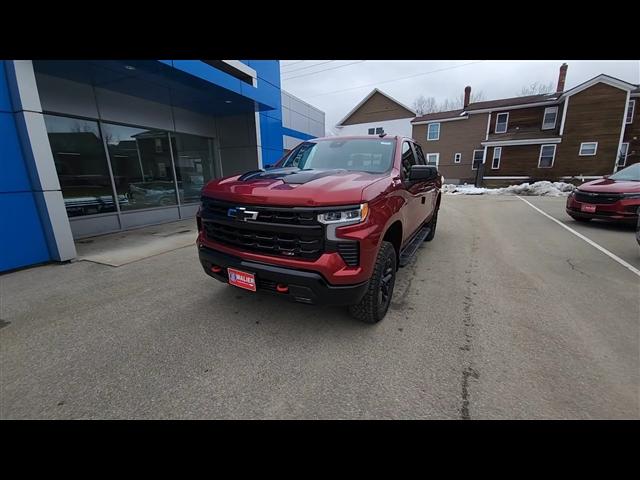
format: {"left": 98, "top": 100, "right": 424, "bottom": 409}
{"left": 464, "top": 86, "right": 471, "bottom": 108}
{"left": 556, "top": 63, "right": 568, "bottom": 93}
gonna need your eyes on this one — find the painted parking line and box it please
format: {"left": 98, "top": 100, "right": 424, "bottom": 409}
{"left": 516, "top": 196, "right": 640, "bottom": 278}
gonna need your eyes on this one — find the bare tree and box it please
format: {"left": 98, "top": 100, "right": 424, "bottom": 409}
{"left": 413, "top": 90, "right": 485, "bottom": 114}
{"left": 412, "top": 95, "right": 438, "bottom": 115}
{"left": 518, "top": 81, "right": 554, "bottom": 96}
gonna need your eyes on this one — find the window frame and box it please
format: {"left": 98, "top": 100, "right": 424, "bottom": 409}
{"left": 400, "top": 141, "right": 418, "bottom": 180}
{"left": 454, "top": 152, "right": 461, "bottom": 164}
{"left": 427, "top": 122, "right": 440, "bottom": 141}
{"left": 471, "top": 149, "right": 484, "bottom": 170}
{"left": 425, "top": 153, "right": 439, "bottom": 167}
{"left": 538, "top": 144, "right": 557, "bottom": 168}
{"left": 542, "top": 106, "right": 559, "bottom": 130}
{"left": 618, "top": 142, "right": 629, "bottom": 167}
{"left": 495, "top": 112, "right": 509, "bottom": 134}
{"left": 626, "top": 100, "right": 635, "bottom": 124}
{"left": 579, "top": 142, "right": 598, "bottom": 156}
{"left": 491, "top": 147, "right": 502, "bottom": 169}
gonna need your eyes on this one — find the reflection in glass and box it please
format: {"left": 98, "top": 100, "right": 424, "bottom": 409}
{"left": 102, "top": 123, "right": 177, "bottom": 210}
{"left": 44, "top": 115, "right": 119, "bottom": 217}
{"left": 170, "top": 133, "right": 218, "bottom": 204}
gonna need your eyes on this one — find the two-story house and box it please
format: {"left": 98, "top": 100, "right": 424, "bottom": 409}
{"left": 412, "top": 64, "right": 639, "bottom": 186}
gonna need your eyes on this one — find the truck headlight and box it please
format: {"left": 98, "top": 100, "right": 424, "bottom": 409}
{"left": 621, "top": 193, "right": 640, "bottom": 199}
{"left": 317, "top": 203, "right": 369, "bottom": 225}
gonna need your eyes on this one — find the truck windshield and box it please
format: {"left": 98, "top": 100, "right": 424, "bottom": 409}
{"left": 280, "top": 139, "right": 396, "bottom": 173}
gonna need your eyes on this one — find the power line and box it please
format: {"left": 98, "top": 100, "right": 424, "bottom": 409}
{"left": 281, "top": 60, "right": 336, "bottom": 75}
{"left": 280, "top": 60, "right": 306, "bottom": 69}
{"left": 282, "top": 60, "right": 366, "bottom": 81}
{"left": 305, "top": 61, "right": 486, "bottom": 98}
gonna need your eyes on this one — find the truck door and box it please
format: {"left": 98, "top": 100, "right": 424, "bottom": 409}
{"left": 400, "top": 141, "right": 427, "bottom": 239}
{"left": 413, "top": 143, "right": 437, "bottom": 221}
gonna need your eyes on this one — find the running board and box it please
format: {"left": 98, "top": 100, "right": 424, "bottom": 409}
{"left": 398, "top": 225, "right": 431, "bottom": 267}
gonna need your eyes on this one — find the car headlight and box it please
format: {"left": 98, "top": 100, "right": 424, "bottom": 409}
{"left": 621, "top": 193, "right": 640, "bottom": 199}
{"left": 317, "top": 203, "right": 369, "bottom": 224}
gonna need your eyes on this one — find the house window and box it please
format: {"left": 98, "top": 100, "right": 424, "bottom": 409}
{"left": 454, "top": 153, "right": 461, "bottom": 163}
{"left": 618, "top": 143, "right": 629, "bottom": 167}
{"left": 368, "top": 128, "right": 375, "bottom": 135}
{"left": 491, "top": 147, "right": 502, "bottom": 169}
{"left": 538, "top": 144, "right": 556, "bottom": 168}
{"left": 427, "top": 123, "right": 440, "bottom": 141}
{"left": 495, "top": 113, "right": 509, "bottom": 133}
{"left": 472, "top": 149, "right": 484, "bottom": 170}
{"left": 426, "top": 153, "right": 439, "bottom": 166}
{"left": 626, "top": 100, "right": 635, "bottom": 124}
{"left": 368, "top": 127, "right": 384, "bottom": 135}
{"left": 542, "top": 106, "right": 558, "bottom": 130}
{"left": 579, "top": 142, "right": 598, "bottom": 156}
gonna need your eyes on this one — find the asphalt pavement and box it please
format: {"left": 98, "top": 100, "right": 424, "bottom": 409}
{"left": 1, "top": 195, "right": 638, "bottom": 419}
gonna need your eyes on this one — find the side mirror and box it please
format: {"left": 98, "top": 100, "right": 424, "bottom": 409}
{"left": 408, "top": 165, "right": 438, "bottom": 182}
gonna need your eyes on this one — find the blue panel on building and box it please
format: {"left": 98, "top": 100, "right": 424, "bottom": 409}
{"left": 0, "top": 61, "right": 12, "bottom": 112}
{"left": 282, "top": 126, "right": 316, "bottom": 141}
{"left": 0, "top": 112, "right": 33, "bottom": 193}
{"left": 0, "top": 192, "right": 51, "bottom": 271}
{"left": 247, "top": 60, "right": 281, "bottom": 88}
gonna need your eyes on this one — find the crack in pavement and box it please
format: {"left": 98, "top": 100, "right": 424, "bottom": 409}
{"left": 459, "top": 233, "right": 480, "bottom": 419}
{"left": 566, "top": 258, "right": 590, "bottom": 277}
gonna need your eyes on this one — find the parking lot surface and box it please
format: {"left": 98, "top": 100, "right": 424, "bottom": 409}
{"left": 1, "top": 196, "right": 638, "bottom": 419}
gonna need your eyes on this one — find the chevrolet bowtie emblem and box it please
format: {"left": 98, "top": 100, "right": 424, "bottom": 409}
{"left": 228, "top": 207, "right": 259, "bottom": 221}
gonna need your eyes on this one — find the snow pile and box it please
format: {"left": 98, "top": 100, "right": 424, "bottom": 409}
{"left": 444, "top": 181, "right": 576, "bottom": 197}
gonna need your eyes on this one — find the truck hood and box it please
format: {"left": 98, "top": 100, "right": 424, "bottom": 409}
{"left": 578, "top": 178, "right": 640, "bottom": 194}
{"left": 201, "top": 167, "right": 387, "bottom": 206}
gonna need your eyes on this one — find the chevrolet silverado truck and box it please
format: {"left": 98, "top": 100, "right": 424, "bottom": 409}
{"left": 196, "top": 135, "right": 442, "bottom": 323}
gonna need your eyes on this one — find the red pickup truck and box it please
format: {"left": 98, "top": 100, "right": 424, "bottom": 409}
{"left": 196, "top": 135, "right": 442, "bottom": 323}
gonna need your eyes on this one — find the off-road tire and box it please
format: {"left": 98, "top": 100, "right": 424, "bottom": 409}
{"left": 425, "top": 209, "right": 438, "bottom": 241}
{"left": 348, "top": 241, "right": 397, "bottom": 324}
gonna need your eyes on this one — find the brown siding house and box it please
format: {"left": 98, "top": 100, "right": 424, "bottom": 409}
{"left": 411, "top": 64, "right": 639, "bottom": 186}
{"left": 412, "top": 111, "right": 488, "bottom": 184}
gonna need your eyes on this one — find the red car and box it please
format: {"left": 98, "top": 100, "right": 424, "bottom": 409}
{"left": 566, "top": 163, "right": 640, "bottom": 224}
{"left": 196, "top": 136, "right": 441, "bottom": 323}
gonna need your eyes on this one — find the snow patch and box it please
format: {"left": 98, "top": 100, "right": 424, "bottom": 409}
{"left": 444, "top": 181, "right": 576, "bottom": 197}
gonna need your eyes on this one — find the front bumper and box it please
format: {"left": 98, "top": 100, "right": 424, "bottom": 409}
{"left": 198, "top": 245, "right": 369, "bottom": 306}
{"left": 566, "top": 195, "right": 639, "bottom": 223}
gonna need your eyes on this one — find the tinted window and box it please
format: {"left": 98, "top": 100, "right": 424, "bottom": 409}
{"left": 414, "top": 144, "right": 427, "bottom": 165}
{"left": 401, "top": 142, "right": 417, "bottom": 178}
{"left": 281, "top": 139, "right": 396, "bottom": 173}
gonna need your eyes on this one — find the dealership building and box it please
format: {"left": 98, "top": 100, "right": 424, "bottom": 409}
{"left": 1, "top": 60, "right": 324, "bottom": 272}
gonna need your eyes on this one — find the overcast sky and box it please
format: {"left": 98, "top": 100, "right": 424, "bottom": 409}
{"left": 279, "top": 60, "right": 640, "bottom": 134}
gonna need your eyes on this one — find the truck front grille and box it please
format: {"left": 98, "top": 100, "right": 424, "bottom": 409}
{"left": 201, "top": 197, "right": 325, "bottom": 260}
{"left": 574, "top": 191, "right": 622, "bottom": 204}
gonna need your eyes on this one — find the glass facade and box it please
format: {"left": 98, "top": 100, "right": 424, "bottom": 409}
{"left": 43, "top": 114, "right": 217, "bottom": 219}
{"left": 103, "top": 123, "right": 177, "bottom": 211}
{"left": 170, "top": 132, "right": 219, "bottom": 204}
{"left": 44, "top": 115, "right": 118, "bottom": 217}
